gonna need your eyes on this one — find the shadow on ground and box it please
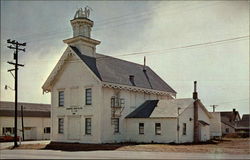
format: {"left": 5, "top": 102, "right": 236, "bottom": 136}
{"left": 43, "top": 140, "right": 220, "bottom": 152}
{"left": 44, "top": 142, "right": 137, "bottom": 152}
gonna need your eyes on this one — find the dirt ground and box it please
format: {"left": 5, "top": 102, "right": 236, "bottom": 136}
{"left": 8, "top": 138, "right": 250, "bottom": 155}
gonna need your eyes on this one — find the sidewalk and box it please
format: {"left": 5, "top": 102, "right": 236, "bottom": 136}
{"left": 0, "top": 140, "right": 50, "bottom": 149}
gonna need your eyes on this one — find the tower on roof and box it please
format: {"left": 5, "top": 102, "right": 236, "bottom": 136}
{"left": 63, "top": 6, "right": 100, "bottom": 58}
{"left": 71, "top": 7, "right": 92, "bottom": 38}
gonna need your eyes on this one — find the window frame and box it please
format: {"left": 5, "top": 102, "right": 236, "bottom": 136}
{"left": 44, "top": 127, "right": 51, "bottom": 134}
{"left": 58, "top": 91, "right": 64, "bottom": 107}
{"left": 183, "top": 123, "right": 187, "bottom": 135}
{"left": 58, "top": 118, "right": 64, "bottom": 134}
{"left": 155, "top": 123, "right": 161, "bottom": 135}
{"left": 85, "top": 118, "right": 92, "bottom": 135}
{"left": 139, "top": 123, "right": 144, "bottom": 135}
{"left": 2, "top": 127, "right": 14, "bottom": 135}
{"left": 113, "top": 118, "right": 119, "bottom": 133}
{"left": 85, "top": 88, "right": 92, "bottom": 105}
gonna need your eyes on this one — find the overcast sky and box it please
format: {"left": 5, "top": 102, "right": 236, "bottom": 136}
{"left": 1, "top": 1, "right": 249, "bottom": 115}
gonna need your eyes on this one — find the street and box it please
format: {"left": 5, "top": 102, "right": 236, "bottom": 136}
{"left": 1, "top": 149, "right": 249, "bottom": 159}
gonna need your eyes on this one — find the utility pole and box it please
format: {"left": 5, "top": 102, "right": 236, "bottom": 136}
{"left": 177, "top": 107, "right": 181, "bottom": 144}
{"left": 6, "top": 39, "right": 26, "bottom": 148}
{"left": 210, "top": 105, "right": 218, "bottom": 112}
{"left": 21, "top": 105, "right": 24, "bottom": 141}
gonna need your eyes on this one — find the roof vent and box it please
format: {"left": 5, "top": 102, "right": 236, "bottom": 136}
{"left": 129, "top": 75, "right": 135, "bottom": 86}
{"left": 143, "top": 56, "right": 146, "bottom": 72}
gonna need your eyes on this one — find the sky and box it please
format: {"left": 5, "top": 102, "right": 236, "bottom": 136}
{"left": 1, "top": 1, "right": 249, "bottom": 115}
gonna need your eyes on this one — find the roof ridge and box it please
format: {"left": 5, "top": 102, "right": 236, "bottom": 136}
{"left": 96, "top": 53, "right": 146, "bottom": 68}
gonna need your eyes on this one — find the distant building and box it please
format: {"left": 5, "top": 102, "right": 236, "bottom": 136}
{"left": 42, "top": 7, "right": 211, "bottom": 144}
{"left": 220, "top": 109, "right": 241, "bottom": 135}
{"left": 236, "top": 114, "right": 250, "bottom": 137}
{"left": 210, "top": 109, "right": 241, "bottom": 138}
{"left": 0, "top": 101, "right": 51, "bottom": 140}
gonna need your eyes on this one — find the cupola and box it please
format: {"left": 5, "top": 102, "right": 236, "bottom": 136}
{"left": 63, "top": 7, "right": 100, "bottom": 57}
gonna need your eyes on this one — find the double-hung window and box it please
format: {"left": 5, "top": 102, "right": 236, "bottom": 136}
{"left": 58, "top": 118, "right": 64, "bottom": 134}
{"left": 85, "top": 88, "right": 92, "bottom": 105}
{"left": 183, "top": 123, "right": 187, "bottom": 135}
{"left": 155, "top": 123, "right": 161, "bottom": 135}
{"left": 113, "top": 118, "right": 119, "bottom": 133}
{"left": 58, "top": 91, "right": 64, "bottom": 107}
{"left": 85, "top": 118, "right": 91, "bottom": 135}
{"left": 139, "top": 123, "right": 144, "bottom": 134}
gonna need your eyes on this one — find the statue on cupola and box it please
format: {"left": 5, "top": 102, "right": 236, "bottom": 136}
{"left": 74, "top": 6, "right": 91, "bottom": 19}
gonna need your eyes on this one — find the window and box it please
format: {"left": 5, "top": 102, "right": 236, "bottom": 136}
{"left": 85, "top": 118, "right": 91, "bottom": 135}
{"left": 58, "top": 91, "right": 64, "bottom": 107}
{"left": 183, "top": 123, "right": 187, "bottom": 135}
{"left": 2, "top": 127, "right": 14, "bottom": 136}
{"left": 139, "top": 123, "right": 144, "bottom": 134}
{"left": 155, "top": 123, "right": 161, "bottom": 135}
{"left": 112, "top": 118, "right": 119, "bottom": 133}
{"left": 111, "top": 96, "right": 125, "bottom": 108}
{"left": 44, "top": 127, "right": 51, "bottom": 134}
{"left": 58, "top": 118, "right": 64, "bottom": 134}
{"left": 85, "top": 88, "right": 92, "bottom": 105}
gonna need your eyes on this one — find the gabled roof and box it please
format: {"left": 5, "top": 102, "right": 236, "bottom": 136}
{"left": 70, "top": 46, "right": 176, "bottom": 94}
{"left": 237, "top": 114, "right": 250, "bottom": 128}
{"left": 220, "top": 111, "right": 240, "bottom": 121}
{"left": 0, "top": 101, "right": 50, "bottom": 117}
{"left": 126, "top": 98, "right": 195, "bottom": 118}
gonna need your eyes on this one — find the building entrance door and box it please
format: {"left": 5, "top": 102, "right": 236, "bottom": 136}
{"left": 68, "top": 116, "right": 80, "bottom": 140}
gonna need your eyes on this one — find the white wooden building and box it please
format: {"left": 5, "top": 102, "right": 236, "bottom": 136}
{"left": 0, "top": 101, "right": 51, "bottom": 140}
{"left": 42, "top": 8, "right": 211, "bottom": 144}
{"left": 210, "top": 109, "right": 241, "bottom": 138}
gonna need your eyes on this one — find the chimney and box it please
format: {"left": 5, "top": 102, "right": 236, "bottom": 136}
{"left": 233, "top": 108, "right": 236, "bottom": 113}
{"left": 129, "top": 75, "right": 135, "bottom": 86}
{"left": 193, "top": 81, "right": 198, "bottom": 100}
{"left": 143, "top": 56, "right": 146, "bottom": 72}
{"left": 193, "top": 81, "right": 199, "bottom": 143}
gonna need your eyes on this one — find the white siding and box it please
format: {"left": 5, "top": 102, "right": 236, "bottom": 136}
{"left": 126, "top": 118, "right": 177, "bottom": 143}
{"left": 210, "top": 112, "right": 222, "bottom": 138}
{"left": 0, "top": 116, "right": 50, "bottom": 140}
{"left": 198, "top": 104, "right": 211, "bottom": 141}
{"left": 178, "top": 104, "right": 194, "bottom": 143}
{"left": 51, "top": 54, "right": 102, "bottom": 143}
{"left": 99, "top": 87, "right": 171, "bottom": 143}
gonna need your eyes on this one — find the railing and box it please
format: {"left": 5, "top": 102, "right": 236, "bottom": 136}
{"left": 111, "top": 96, "right": 125, "bottom": 108}
{"left": 111, "top": 96, "right": 125, "bottom": 118}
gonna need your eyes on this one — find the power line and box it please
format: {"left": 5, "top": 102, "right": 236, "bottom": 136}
{"left": 1, "top": 35, "right": 248, "bottom": 63}
{"left": 96, "top": 35, "right": 249, "bottom": 59}
{"left": 1, "top": 1, "right": 222, "bottom": 43}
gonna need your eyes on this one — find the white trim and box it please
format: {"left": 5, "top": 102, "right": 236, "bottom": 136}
{"left": 42, "top": 46, "right": 102, "bottom": 92}
{"left": 102, "top": 82, "right": 176, "bottom": 97}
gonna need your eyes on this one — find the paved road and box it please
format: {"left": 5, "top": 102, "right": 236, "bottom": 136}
{"left": 0, "top": 140, "right": 50, "bottom": 149}
{"left": 1, "top": 149, "right": 249, "bottom": 159}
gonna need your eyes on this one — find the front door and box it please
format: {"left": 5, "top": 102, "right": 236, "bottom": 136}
{"left": 68, "top": 116, "right": 80, "bottom": 140}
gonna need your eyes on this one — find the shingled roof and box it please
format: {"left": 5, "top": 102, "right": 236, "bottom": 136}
{"left": 70, "top": 46, "right": 176, "bottom": 93}
{"left": 126, "top": 98, "right": 195, "bottom": 118}
{"left": 237, "top": 114, "right": 250, "bottom": 128}
{"left": 0, "top": 101, "right": 50, "bottom": 117}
